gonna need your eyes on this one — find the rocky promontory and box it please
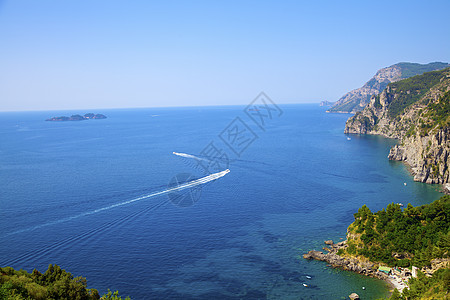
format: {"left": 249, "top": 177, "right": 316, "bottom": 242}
{"left": 319, "top": 100, "right": 335, "bottom": 107}
{"left": 345, "top": 67, "right": 450, "bottom": 184}
{"left": 303, "top": 240, "right": 386, "bottom": 280}
{"left": 328, "top": 62, "right": 449, "bottom": 113}
{"left": 304, "top": 197, "right": 450, "bottom": 298}
{"left": 46, "top": 113, "right": 107, "bottom": 121}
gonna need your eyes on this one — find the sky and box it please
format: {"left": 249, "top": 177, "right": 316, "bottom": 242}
{"left": 0, "top": 0, "right": 449, "bottom": 111}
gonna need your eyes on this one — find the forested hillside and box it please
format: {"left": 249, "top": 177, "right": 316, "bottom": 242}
{"left": 0, "top": 264, "right": 129, "bottom": 300}
{"left": 346, "top": 196, "right": 449, "bottom": 268}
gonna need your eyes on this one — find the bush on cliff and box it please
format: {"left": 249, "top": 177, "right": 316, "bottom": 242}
{"left": 0, "top": 264, "right": 130, "bottom": 300}
{"left": 387, "top": 69, "right": 446, "bottom": 118}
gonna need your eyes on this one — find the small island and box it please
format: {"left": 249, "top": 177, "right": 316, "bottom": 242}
{"left": 46, "top": 113, "right": 107, "bottom": 122}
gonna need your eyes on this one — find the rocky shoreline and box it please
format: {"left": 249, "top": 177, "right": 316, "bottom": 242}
{"left": 387, "top": 128, "right": 450, "bottom": 184}
{"left": 344, "top": 67, "right": 450, "bottom": 185}
{"left": 303, "top": 240, "right": 387, "bottom": 280}
{"left": 303, "top": 240, "right": 404, "bottom": 296}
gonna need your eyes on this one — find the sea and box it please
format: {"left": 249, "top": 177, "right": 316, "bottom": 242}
{"left": 0, "top": 104, "right": 443, "bottom": 299}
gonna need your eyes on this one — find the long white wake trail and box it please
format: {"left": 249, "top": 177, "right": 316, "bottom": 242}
{"left": 7, "top": 169, "right": 230, "bottom": 236}
{"left": 172, "top": 151, "right": 207, "bottom": 161}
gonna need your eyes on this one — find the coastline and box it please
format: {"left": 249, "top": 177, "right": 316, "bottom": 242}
{"left": 303, "top": 240, "right": 408, "bottom": 296}
{"left": 325, "top": 110, "right": 356, "bottom": 114}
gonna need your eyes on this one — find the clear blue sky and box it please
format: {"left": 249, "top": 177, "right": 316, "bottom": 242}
{"left": 0, "top": 0, "right": 449, "bottom": 111}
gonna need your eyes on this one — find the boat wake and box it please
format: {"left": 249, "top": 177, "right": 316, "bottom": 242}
{"left": 0, "top": 169, "right": 230, "bottom": 266}
{"left": 6, "top": 169, "right": 230, "bottom": 236}
{"left": 173, "top": 151, "right": 206, "bottom": 161}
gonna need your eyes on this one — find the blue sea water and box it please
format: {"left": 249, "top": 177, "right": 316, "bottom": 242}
{"left": 0, "top": 104, "right": 443, "bottom": 299}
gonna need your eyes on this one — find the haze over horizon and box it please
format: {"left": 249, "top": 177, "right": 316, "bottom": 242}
{"left": 1, "top": 0, "right": 449, "bottom": 112}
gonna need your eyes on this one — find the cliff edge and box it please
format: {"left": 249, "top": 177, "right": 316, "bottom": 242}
{"left": 345, "top": 67, "right": 450, "bottom": 184}
{"left": 328, "top": 62, "right": 449, "bottom": 113}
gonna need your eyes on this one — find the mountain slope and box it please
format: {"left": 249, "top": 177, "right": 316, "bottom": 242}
{"left": 345, "top": 67, "right": 450, "bottom": 184}
{"left": 328, "top": 62, "right": 449, "bottom": 113}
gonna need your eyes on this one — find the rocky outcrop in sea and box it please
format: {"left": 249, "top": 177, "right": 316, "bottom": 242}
{"left": 46, "top": 113, "right": 107, "bottom": 121}
{"left": 303, "top": 240, "right": 388, "bottom": 281}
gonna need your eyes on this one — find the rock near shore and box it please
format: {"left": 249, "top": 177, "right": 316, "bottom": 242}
{"left": 349, "top": 292, "right": 360, "bottom": 300}
{"left": 303, "top": 240, "right": 385, "bottom": 280}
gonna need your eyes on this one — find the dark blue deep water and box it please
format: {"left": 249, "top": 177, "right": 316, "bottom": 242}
{"left": 0, "top": 105, "right": 442, "bottom": 299}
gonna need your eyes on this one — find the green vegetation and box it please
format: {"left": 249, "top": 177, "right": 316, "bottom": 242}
{"left": 330, "top": 62, "right": 449, "bottom": 113}
{"left": 331, "top": 100, "right": 361, "bottom": 113}
{"left": 359, "top": 115, "right": 373, "bottom": 131}
{"left": 373, "top": 95, "right": 382, "bottom": 109}
{"left": 386, "top": 68, "right": 448, "bottom": 118}
{"left": 0, "top": 265, "right": 130, "bottom": 300}
{"left": 405, "top": 125, "right": 416, "bottom": 138}
{"left": 387, "top": 268, "right": 450, "bottom": 300}
{"left": 420, "top": 90, "right": 450, "bottom": 134}
{"left": 346, "top": 196, "right": 450, "bottom": 269}
{"left": 345, "top": 197, "right": 450, "bottom": 299}
{"left": 397, "top": 62, "right": 450, "bottom": 79}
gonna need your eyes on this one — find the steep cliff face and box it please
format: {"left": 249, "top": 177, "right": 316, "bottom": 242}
{"left": 389, "top": 128, "right": 450, "bottom": 183}
{"left": 345, "top": 67, "right": 450, "bottom": 184}
{"left": 328, "top": 62, "right": 449, "bottom": 113}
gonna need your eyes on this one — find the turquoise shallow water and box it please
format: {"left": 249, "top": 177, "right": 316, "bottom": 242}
{"left": 0, "top": 104, "right": 442, "bottom": 299}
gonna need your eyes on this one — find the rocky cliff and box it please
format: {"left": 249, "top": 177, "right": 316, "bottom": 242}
{"left": 328, "top": 62, "right": 449, "bottom": 113}
{"left": 345, "top": 67, "right": 450, "bottom": 184}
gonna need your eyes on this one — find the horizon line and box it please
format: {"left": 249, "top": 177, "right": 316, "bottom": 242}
{"left": 0, "top": 101, "right": 323, "bottom": 113}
